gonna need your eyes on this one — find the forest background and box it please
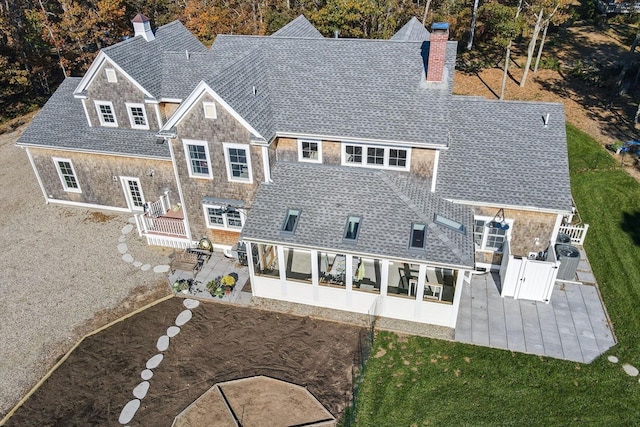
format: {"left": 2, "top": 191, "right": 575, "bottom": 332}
{"left": 1, "top": 0, "right": 640, "bottom": 135}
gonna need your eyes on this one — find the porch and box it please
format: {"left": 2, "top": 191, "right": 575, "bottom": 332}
{"left": 455, "top": 271, "right": 616, "bottom": 363}
{"left": 134, "top": 193, "right": 190, "bottom": 248}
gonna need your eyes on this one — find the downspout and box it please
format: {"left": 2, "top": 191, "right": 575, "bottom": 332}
{"left": 261, "top": 145, "right": 271, "bottom": 183}
{"left": 23, "top": 147, "right": 50, "bottom": 203}
{"left": 167, "top": 138, "right": 193, "bottom": 243}
{"left": 430, "top": 149, "right": 440, "bottom": 193}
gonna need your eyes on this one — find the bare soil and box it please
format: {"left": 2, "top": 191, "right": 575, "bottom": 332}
{"left": 4, "top": 298, "right": 366, "bottom": 426}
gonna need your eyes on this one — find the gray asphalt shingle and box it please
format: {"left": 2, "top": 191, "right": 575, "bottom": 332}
{"left": 271, "top": 15, "right": 324, "bottom": 38}
{"left": 390, "top": 17, "right": 431, "bottom": 41}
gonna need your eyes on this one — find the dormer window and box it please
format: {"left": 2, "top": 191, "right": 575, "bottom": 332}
{"left": 105, "top": 68, "right": 117, "bottom": 83}
{"left": 344, "top": 216, "right": 361, "bottom": 242}
{"left": 203, "top": 102, "right": 216, "bottom": 119}
{"left": 434, "top": 214, "right": 465, "bottom": 233}
{"left": 94, "top": 101, "right": 117, "bottom": 127}
{"left": 282, "top": 209, "right": 300, "bottom": 233}
{"left": 409, "top": 223, "right": 426, "bottom": 250}
{"left": 126, "top": 103, "right": 149, "bottom": 130}
{"left": 298, "top": 139, "right": 322, "bottom": 163}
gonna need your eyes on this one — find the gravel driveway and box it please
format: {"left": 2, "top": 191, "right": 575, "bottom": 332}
{"left": 0, "top": 125, "right": 172, "bottom": 417}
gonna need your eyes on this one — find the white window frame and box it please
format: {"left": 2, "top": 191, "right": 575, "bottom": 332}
{"left": 341, "top": 143, "right": 410, "bottom": 171}
{"left": 473, "top": 216, "right": 513, "bottom": 253}
{"left": 94, "top": 100, "right": 118, "bottom": 127}
{"left": 223, "top": 142, "right": 253, "bottom": 184}
{"left": 297, "top": 139, "right": 322, "bottom": 163}
{"left": 203, "top": 204, "right": 245, "bottom": 230}
{"left": 120, "top": 176, "right": 145, "bottom": 212}
{"left": 52, "top": 157, "right": 82, "bottom": 193}
{"left": 183, "top": 139, "right": 213, "bottom": 179}
{"left": 105, "top": 68, "right": 117, "bottom": 83}
{"left": 125, "top": 102, "right": 149, "bottom": 130}
{"left": 203, "top": 102, "right": 217, "bottom": 119}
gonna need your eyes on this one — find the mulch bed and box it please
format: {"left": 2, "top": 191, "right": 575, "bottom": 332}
{"left": 5, "top": 298, "right": 367, "bottom": 426}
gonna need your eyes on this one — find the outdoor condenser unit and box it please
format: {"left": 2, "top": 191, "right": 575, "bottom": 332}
{"left": 555, "top": 244, "right": 581, "bottom": 281}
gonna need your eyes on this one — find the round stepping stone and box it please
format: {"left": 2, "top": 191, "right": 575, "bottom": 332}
{"left": 118, "top": 235, "right": 127, "bottom": 243}
{"left": 153, "top": 265, "right": 170, "bottom": 273}
{"left": 133, "top": 261, "right": 143, "bottom": 268}
{"left": 121, "top": 224, "right": 134, "bottom": 234}
{"left": 141, "top": 369, "right": 153, "bottom": 380}
{"left": 157, "top": 335, "right": 169, "bottom": 352}
{"left": 133, "top": 381, "right": 150, "bottom": 399}
{"left": 146, "top": 353, "right": 164, "bottom": 370}
{"left": 175, "top": 309, "right": 192, "bottom": 326}
{"left": 118, "top": 399, "right": 140, "bottom": 424}
{"left": 117, "top": 243, "right": 128, "bottom": 254}
{"left": 622, "top": 363, "right": 639, "bottom": 377}
{"left": 122, "top": 254, "right": 134, "bottom": 263}
{"left": 141, "top": 264, "right": 151, "bottom": 271}
{"left": 183, "top": 299, "right": 200, "bottom": 309}
{"left": 167, "top": 326, "right": 180, "bottom": 337}
{"left": 128, "top": 216, "right": 136, "bottom": 224}
{"left": 608, "top": 355, "right": 619, "bottom": 363}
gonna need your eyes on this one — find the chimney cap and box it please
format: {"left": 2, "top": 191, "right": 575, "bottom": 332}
{"left": 432, "top": 22, "right": 449, "bottom": 31}
{"left": 131, "top": 13, "right": 150, "bottom": 23}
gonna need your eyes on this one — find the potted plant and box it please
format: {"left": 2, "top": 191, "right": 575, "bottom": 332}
{"left": 206, "top": 277, "right": 225, "bottom": 298}
{"left": 172, "top": 280, "right": 190, "bottom": 294}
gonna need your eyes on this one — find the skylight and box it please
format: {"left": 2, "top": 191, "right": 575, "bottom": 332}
{"left": 434, "top": 214, "right": 465, "bottom": 233}
{"left": 282, "top": 209, "right": 300, "bottom": 233}
{"left": 409, "top": 223, "right": 426, "bottom": 250}
{"left": 344, "top": 216, "right": 361, "bottom": 241}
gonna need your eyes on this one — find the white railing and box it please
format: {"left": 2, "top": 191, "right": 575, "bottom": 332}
{"left": 135, "top": 212, "right": 187, "bottom": 238}
{"left": 145, "top": 192, "right": 171, "bottom": 217}
{"left": 559, "top": 223, "right": 590, "bottom": 245}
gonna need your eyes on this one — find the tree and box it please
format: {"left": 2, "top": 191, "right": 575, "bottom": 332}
{"left": 500, "top": 0, "right": 523, "bottom": 99}
{"left": 467, "top": 0, "right": 480, "bottom": 50}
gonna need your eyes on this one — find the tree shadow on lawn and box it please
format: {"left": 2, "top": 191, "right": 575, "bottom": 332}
{"left": 621, "top": 211, "right": 640, "bottom": 246}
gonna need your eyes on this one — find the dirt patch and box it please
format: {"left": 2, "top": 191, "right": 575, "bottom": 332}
{"left": 82, "top": 211, "right": 117, "bottom": 223}
{"left": 4, "top": 298, "right": 367, "bottom": 426}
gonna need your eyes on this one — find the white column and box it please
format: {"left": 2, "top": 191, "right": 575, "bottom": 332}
{"left": 277, "top": 245, "right": 287, "bottom": 298}
{"left": 414, "top": 264, "right": 427, "bottom": 318}
{"left": 430, "top": 149, "right": 440, "bottom": 192}
{"left": 261, "top": 146, "right": 271, "bottom": 183}
{"left": 449, "top": 269, "right": 467, "bottom": 328}
{"left": 311, "top": 249, "right": 319, "bottom": 302}
{"left": 380, "top": 259, "right": 389, "bottom": 296}
{"left": 345, "top": 254, "right": 353, "bottom": 307}
{"left": 550, "top": 213, "right": 563, "bottom": 246}
{"left": 246, "top": 242, "right": 256, "bottom": 296}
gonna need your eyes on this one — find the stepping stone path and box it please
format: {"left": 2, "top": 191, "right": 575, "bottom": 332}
{"left": 117, "top": 216, "right": 170, "bottom": 273}
{"left": 118, "top": 299, "right": 199, "bottom": 424}
{"left": 607, "top": 354, "right": 639, "bottom": 378}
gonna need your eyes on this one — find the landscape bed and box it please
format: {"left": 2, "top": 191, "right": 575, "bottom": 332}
{"left": 4, "top": 298, "right": 367, "bottom": 426}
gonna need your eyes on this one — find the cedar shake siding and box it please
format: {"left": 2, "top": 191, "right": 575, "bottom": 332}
{"left": 85, "top": 63, "right": 159, "bottom": 131}
{"left": 410, "top": 148, "right": 436, "bottom": 179}
{"left": 30, "top": 148, "right": 176, "bottom": 208}
{"left": 173, "top": 93, "right": 264, "bottom": 243}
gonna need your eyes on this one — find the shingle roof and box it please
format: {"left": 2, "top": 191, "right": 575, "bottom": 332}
{"left": 103, "top": 20, "right": 207, "bottom": 99}
{"left": 241, "top": 162, "right": 475, "bottom": 267}
{"left": 390, "top": 17, "right": 431, "bottom": 41}
{"left": 271, "top": 15, "right": 324, "bottom": 38}
{"left": 16, "top": 78, "right": 170, "bottom": 158}
{"left": 207, "top": 36, "right": 458, "bottom": 144}
{"left": 437, "top": 97, "right": 573, "bottom": 212}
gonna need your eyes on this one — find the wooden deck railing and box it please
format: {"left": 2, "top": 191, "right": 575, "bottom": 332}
{"left": 145, "top": 192, "right": 171, "bottom": 217}
{"left": 559, "top": 223, "right": 590, "bottom": 245}
{"left": 136, "top": 214, "right": 187, "bottom": 237}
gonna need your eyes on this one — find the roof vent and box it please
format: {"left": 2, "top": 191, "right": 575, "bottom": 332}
{"left": 131, "top": 13, "right": 155, "bottom": 42}
{"left": 543, "top": 113, "right": 550, "bottom": 128}
{"left": 186, "top": 50, "right": 190, "bottom": 60}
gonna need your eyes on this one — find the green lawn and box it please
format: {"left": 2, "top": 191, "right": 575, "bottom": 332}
{"left": 352, "top": 124, "right": 640, "bottom": 426}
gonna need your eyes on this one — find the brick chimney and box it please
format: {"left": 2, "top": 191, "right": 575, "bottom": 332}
{"left": 426, "top": 22, "right": 449, "bottom": 83}
{"left": 132, "top": 13, "right": 155, "bottom": 42}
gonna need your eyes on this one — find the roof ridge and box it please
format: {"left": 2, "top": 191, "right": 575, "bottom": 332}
{"left": 378, "top": 172, "right": 473, "bottom": 265}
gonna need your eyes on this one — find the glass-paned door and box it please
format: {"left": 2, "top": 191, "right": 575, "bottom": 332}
{"left": 121, "top": 177, "right": 145, "bottom": 211}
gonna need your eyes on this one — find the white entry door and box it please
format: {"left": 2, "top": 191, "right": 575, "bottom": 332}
{"left": 121, "top": 176, "right": 145, "bottom": 211}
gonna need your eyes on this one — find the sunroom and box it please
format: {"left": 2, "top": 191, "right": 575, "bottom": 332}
{"left": 240, "top": 162, "right": 476, "bottom": 328}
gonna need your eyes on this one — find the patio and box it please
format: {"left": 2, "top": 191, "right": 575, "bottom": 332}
{"left": 168, "top": 250, "right": 252, "bottom": 304}
{"left": 455, "top": 269, "right": 616, "bottom": 363}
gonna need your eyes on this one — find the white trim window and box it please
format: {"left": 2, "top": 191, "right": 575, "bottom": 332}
{"left": 297, "top": 139, "right": 322, "bottom": 163}
{"left": 105, "top": 68, "right": 117, "bottom": 83}
{"left": 53, "top": 157, "right": 81, "bottom": 193}
{"left": 473, "top": 216, "right": 512, "bottom": 252}
{"left": 94, "top": 100, "right": 118, "bottom": 127}
{"left": 183, "top": 139, "right": 213, "bottom": 179}
{"left": 203, "top": 102, "right": 217, "bottom": 119}
{"left": 203, "top": 205, "right": 244, "bottom": 230}
{"left": 125, "top": 103, "right": 149, "bottom": 130}
{"left": 341, "top": 143, "right": 410, "bottom": 170}
{"left": 223, "top": 143, "right": 253, "bottom": 183}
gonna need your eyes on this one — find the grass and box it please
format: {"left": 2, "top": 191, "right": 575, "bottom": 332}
{"left": 353, "top": 124, "right": 640, "bottom": 426}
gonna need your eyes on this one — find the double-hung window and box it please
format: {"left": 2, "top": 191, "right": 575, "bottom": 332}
{"left": 473, "top": 217, "right": 511, "bottom": 252}
{"left": 183, "top": 139, "right": 213, "bottom": 179}
{"left": 298, "top": 139, "right": 322, "bottom": 163}
{"left": 126, "top": 103, "right": 149, "bottom": 130}
{"left": 223, "top": 143, "right": 252, "bottom": 183}
{"left": 342, "top": 143, "right": 410, "bottom": 170}
{"left": 53, "top": 157, "right": 81, "bottom": 193}
{"left": 204, "top": 205, "right": 244, "bottom": 230}
{"left": 94, "top": 101, "right": 117, "bottom": 127}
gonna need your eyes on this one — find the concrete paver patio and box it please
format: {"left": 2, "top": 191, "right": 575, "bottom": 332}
{"left": 455, "top": 272, "right": 616, "bottom": 363}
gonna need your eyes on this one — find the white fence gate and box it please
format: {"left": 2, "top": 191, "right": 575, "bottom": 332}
{"left": 500, "top": 239, "right": 559, "bottom": 303}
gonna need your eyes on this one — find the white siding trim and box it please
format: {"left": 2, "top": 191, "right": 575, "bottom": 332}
{"left": 431, "top": 149, "right": 440, "bottom": 192}
{"left": 168, "top": 138, "right": 193, "bottom": 243}
{"left": 153, "top": 103, "right": 163, "bottom": 127}
{"left": 24, "top": 147, "right": 49, "bottom": 202}
{"left": 261, "top": 145, "right": 271, "bottom": 183}
{"left": 81, "top": 99, "right": 92, "bottom": 127}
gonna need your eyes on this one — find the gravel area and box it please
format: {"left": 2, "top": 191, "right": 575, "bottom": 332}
{"left": 0, "top": 125, "right": 172, "bottom": 418}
